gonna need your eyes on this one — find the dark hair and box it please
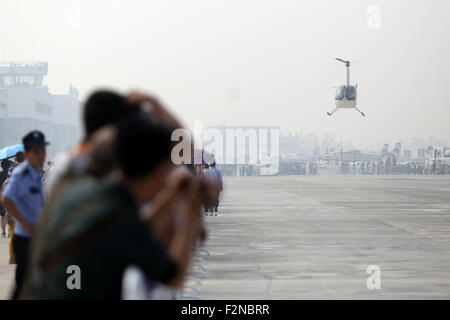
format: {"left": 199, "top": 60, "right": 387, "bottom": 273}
{"left": 15, "top": 152, "right": 24, "bottom": 163}
{"left": 204, "top": 163, "right": 210, "bottom": 169}
{"left": 115, "top": 114, "right": 173, "bottom": 178}
{"left": 83, "top": 90, "right": 140, "bottom": 140}
{"left": 1, "top": 159, "right": 12, "bottom": 170}
{"left": 210, "top": 162, "right": 216, "bottom": 167}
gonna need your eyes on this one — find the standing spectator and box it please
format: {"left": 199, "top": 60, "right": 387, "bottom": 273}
{"left": 203, "top": 163, "right": 212, "bottom": 212}
{"left": 209, "top": 162, "right": 223, "bottom": 212}
{"left": 0, "top": 201, "right": 5, "bottom": 238}
{"left": 15, "top": 151, "right": 25, "bottom": 164}
{"left": 1, "top": 131, "right": 49, "bottom": 299}
{"left": 42, "top": 160, "right": 54, "bottom": 183}
{"left": 0, "top": 159, "right": 12, "bottom": 184}
{"left": 0, "top": 160, "right": 12, "bottom": 238}
{"left": 2, "top": 179, "right": 15, "bottom": 263}
{"left": 1, "top": 160, "right": 13, "bottom": 235}
{"left": 204, "top": 163, "right": 217, "bottom": 211}
{"left": 22, "top": 115, "right": 202, "bottom": 300}
{"left": 8, "top": 152, "right": 25, "bottom": 176}
{"left": 44, "top": 90, "right": 140, "bottom": 195}
{"left": 45, "top": 90, "right": 182, "bottom": 196}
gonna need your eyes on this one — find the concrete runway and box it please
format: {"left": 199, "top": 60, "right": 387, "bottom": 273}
{"left": 0, "top": 235, "right": 14, "bottom": 299}
{"left": 1, "top": 175, "right": 449, "bottom": 299}
{"left": 197, "top": 175, "right": 450, "bottom": 299}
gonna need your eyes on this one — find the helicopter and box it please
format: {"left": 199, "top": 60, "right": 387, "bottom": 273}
{"left": 327, "top": 58, "right": 366, "bottom": 117}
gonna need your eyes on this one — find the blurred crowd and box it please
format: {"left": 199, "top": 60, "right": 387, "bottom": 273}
{"left": 339, "top": 160, "right": 449, "bottom": 175}
{"left": 0, "top": 90, "right": 223, "bottom": 300}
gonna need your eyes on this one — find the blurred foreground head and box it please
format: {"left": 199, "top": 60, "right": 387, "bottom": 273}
{"left": 83, "top": 90, "right": 140, "bottom": 141}
{"left": 114, "top": 114, "right": 174, "bottom": 203}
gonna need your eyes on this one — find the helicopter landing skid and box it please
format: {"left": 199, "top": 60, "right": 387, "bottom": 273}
{"left": 327, "top": 107, "right": 338, "bottom": 116}
{"left": 354, "top": 107, "right": 366, "bottom": 117}
{"left": 327, "top": 107, "right": 366, "bottom": 116}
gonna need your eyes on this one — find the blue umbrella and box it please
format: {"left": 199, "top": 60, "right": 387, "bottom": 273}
{"left": 0, "top": 144, "right": 24, "bottom": 160}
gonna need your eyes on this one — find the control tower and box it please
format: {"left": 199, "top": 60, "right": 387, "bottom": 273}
{"left": 0, "top": 61, "right": 81, "bottom": 157}
{"left": 0, "top": 61, "right": 48, "bottom": 88}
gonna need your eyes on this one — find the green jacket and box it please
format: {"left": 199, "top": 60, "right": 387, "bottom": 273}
{"left": 23, "top": 175, "right": 176, "bottom": 300}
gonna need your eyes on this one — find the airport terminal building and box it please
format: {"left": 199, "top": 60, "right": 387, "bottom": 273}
{"left": 0, "top": 61, "right": 81, "bottom": 158}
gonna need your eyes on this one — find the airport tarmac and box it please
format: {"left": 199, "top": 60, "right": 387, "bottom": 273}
{"left": 195, "top": 175, "right": 450, "bottom": 299}
{"left": 0, "top": 175, "right": 449, "bottom": 299}
{"left": 0, "top": 236, "right": 14, "bottom": 299}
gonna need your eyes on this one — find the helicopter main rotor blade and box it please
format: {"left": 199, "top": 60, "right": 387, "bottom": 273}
{"left": 335, "top": 58, "right": 348, "bottom": 64}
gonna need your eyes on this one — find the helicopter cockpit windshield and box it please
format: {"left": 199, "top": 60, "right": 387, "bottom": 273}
{"left": 335, "top": 85, "right": 345, "bottom": 100}
{"left": 345, "top": 85, "right": 356, "bottom": 100}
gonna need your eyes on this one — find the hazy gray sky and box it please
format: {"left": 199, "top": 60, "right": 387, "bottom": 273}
{"left": 1, "top": 0, "right": 449, "bottom": 148}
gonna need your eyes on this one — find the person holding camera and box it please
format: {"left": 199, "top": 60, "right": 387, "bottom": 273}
{"left": 21, "top": 114, "right": 205, "bottom": 299}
